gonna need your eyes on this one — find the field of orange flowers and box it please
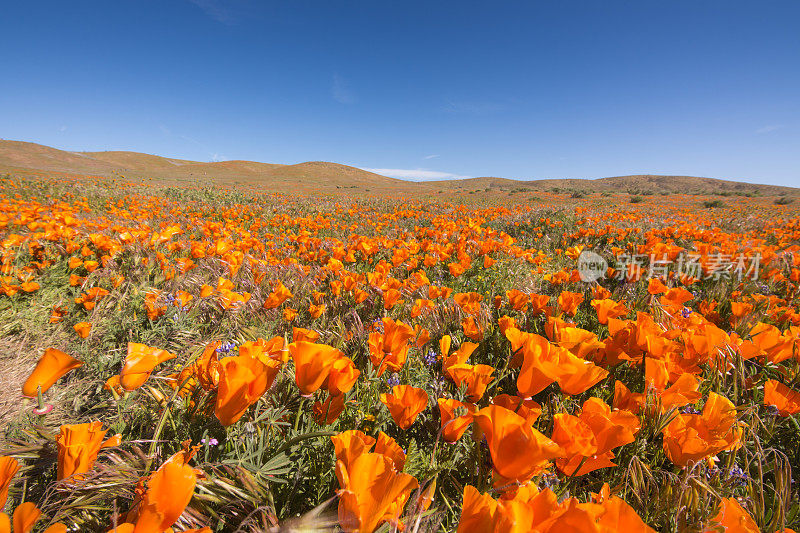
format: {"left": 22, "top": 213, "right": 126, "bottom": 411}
{"left": 1, "top": 173, "right": 799, "bottom": 532}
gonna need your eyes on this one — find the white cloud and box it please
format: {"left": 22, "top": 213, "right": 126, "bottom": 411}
{"left": 423, "top": 154, "right": 439, "bottom": 160}
{"left": 332, "top": 74, "right": 355, "bottom": 104}
{"left": 59, "top": 125, "right": 67, "bottom": 132}
{"left": 211, "top": 153, "right": 228, "bottom": 162}
{"left": 189, "top": 0, "right": 235, "bottom": 24}
{"left": 362, "top": 167, "right": 471, "bottom": 182}
{"left": 443, "top": 99, "right": 505, "bottom": 114}
{"left": 755, "top": 124, "right": 784, "bottom": 134}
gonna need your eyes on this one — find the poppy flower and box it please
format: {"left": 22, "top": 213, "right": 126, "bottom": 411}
{"left": 454, "top": 292, "right": 483, "bottom": 315}
{"left": 456, "top": 485, "right": 501, "bottom": 532}
{"left": 263, "top": 281, "right": 292, "bottom": 309}
{"left": 380, "top": 385, "right": 428, "bottom": 430}
{"left": 6, "top": 502, "right": 41, "bottom": 533}
{"left": 590, "top": 298, "right": 628, "bottom": 325}
{"left": 56, "top": 421, "right": 121, "bottom": 480}
{"left": 383, "top": 288, "right": 403, "bottom": 310}
{"left": 368, "top": 318, "right": 415, "bottom": 375}
{"left": 374, "top": 431, "right": 406, "bottom": 472}
{"left": 0, "top": 457, "right": 19, "bottom": 508}
{"left": 289, "top": 341, "right": 342, "bottom": 395}
{"left": 437, "top": 398, "right": 477, "bottom": 442}
{"left": 332, "top": 430, "right": 377, "bottom": 473}
{"left": 557, "top": 291, "right": 584, "bottom": 316}
{"left": 473, "top": 405, "right": 563, "bottom": 486}
{"left": 763, "top": 379, "right": 800, "bottom": 417}
{"left": 447, "top": 363, "right": 495, "bottom": 401}
{"left": 461, "top": 316, "right": 484, "bottom": 341}
{"left": 325, "top": 356, "right": 360, "bottom": 396}
{"left": 73, "top": 322, "right": 91, "bottom": 339}
{"left": 214, "top": 355, "right": 276, "bottom": 426}
{"left": 647, "top": 278, "right": 668, "bottom": 294}
{"left": 506, "top": 289, "right": 530, "bottom": 311}
{"left": 131, "top": 461, "right": 197, "bottom": 533}
{"left": 336, "top": 453, "right": 418, "bottom": 533}
{"left": 313, "top": 394, "right": 346, "bottom": 424}
{"left": 491, "top": 394, "right": 541, "bottom": 425}
{"left": 706, "top": 497, "right": 759, "bottom": 533}
{"left": 119, "top": 343, "right": 177, "bottom": 392}
{"left": 551, "top": 397, "right": 637, "bottom": 476}
{"left": 497, "top": 315, "right": 518, "bottom": 335}
{"left": 22, "top": 348, "right": 83, "bottom": 398}
{"left": 442, "top": 341, "right": 479, "bottom": 380}
{"left": 662, "top": 392, "right": 743, "bottom": 467}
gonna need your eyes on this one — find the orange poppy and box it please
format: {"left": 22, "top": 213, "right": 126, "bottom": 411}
{"left": 461, "top": 316, "right": 484, "bottom": 341}
{"left": 374, "top": 431, "right": 406, "bottom": 472}
{"left": 491, "top": 394, "right": 541, "bottom": 425}
{"left": 332, "top": 430, "right": 377, "bottom": 473}
{"left": 73, "top": 321, "right": 92, "bottom": 338}
{"left": 214, "top": 355, "right": 276, "bottom": 426}
{"left": 22, "top": 348, "right": 83, "bottom": 398}
{"left": 336, "top": 452, "right": 418, "bottom": 533}
{"left": 0, "top": 457, "right": 19, "bottom": 509}
{"left": 131, "top": 461, "right": 197, "bottom": 533}
{"left": 473, "top": 405, "right": 563, "bottom": 486}
{"left": 764, "top": 379, "right": 800, "bottom": 416}
{"left": 7, "top": 502, "right": 41, "bottom": 533}
{"left": 705, "top": 497, "right": 759, "bottom": 533}
{"left": 437, "top": 398, "right": 477, "bottom": 442}
{"left": 262, "top": 281, "right": 292, "bottom": 309}
{"left": 289, "top": 341, "right": 342, "bottom": 395}
{"left": 590, "top": 298, "right": 628, "bottom": 325}
{"left": 557, "top": 291, "right": 584, "bottom": 316}
{"left": 56, "top": 421, "right": 121, "bottom": 480}
{"left": 368, "top": 317, "right": 415, "bottom": 375}
{"left": 380, "top": 385, "right": 428, "bottom": 430}
{"left": 293, "top": 327, "right": 320, "bottom": 343}
{"left": 551, "top": 397, "right": 638, "bottom": 476}
{"left": 325, "top": 356, "right": 360, "bottom": 396}
{"left": 662, "top": 392, "right": 743, "bottom": 467}
{"left": 313, "top": 394, "right": 346, "bottom": 424}
{"left": 447, "top": 363, "right": 495, "bottom": 401}
{"left": 119, "top": 343, "right": 177, "bottom": 392}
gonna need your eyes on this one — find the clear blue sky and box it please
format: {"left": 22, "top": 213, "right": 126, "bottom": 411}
{"left": 1, "top": 1, "right": 798, "bottom": 185}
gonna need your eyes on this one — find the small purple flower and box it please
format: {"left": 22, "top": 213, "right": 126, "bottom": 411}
{"left": 201, "top": 437, "right": 219, "bottom": 446}
{"left": 682, "top": 405, "right": 702, "bottom": 415}
{"left": 216, "top": 341, "right": 237, "bottom": 354}
{"left": 387, "top": 373, "right": 401, "bottom": 387}
{"left": 423, "top": 349, "right": 437, "bottom": 366}
{"left": 681, "top": 307, "right": 692, "bottom": 318}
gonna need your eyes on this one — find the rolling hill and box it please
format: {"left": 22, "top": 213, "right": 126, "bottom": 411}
{"left": 0, "top": 140, "right": 796, "bottom": 197}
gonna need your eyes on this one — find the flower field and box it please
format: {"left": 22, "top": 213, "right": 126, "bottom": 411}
{"left": 1, "top": 173, "right": 800, "bottom": 532}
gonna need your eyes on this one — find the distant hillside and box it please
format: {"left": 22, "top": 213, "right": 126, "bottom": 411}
{"left": 0, "top": 141, "right": 406, "bottom": 193}
{"left": 1, "top": 140, "right": 797, "bottom": 197}
{"left": 436, "top": 174, "right": 798, "bottom": 196}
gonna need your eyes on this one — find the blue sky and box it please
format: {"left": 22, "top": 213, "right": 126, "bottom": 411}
{"left": 1, "top": 1, "right": 798, "bottom": 185}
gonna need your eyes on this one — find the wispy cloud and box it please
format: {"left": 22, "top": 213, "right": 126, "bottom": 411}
{"left": 332, "top": 74, "right": 355, "bottom": 104}
{"left": 423, "top": 154, "right": 439, "bottom": 160}
{"left": 443, "top": 99, "right": 505, "bottom": 114}
{"left": 755, "top": 124, "right": 784, "bottom": 134}
{"left": 211, "top": 153, "right": 228, "bottom": 162}
{"left": 362, "top": 167, "right": 471, "bottom": 182}
{"left": 189, "top": 0, "right": 235, "bottom": 24}
{"left": 59, "top": 125, "right": 67, "bottom": 132}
